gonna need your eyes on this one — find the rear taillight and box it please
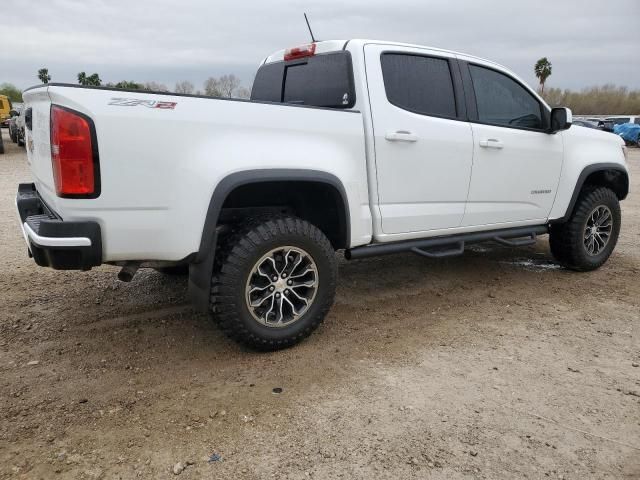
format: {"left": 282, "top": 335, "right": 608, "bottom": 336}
{"left": 50, "top": 105, "right": 99, "bottom": 198}
{"left": 284, "top": 43, "right": 316, "bottom": 61}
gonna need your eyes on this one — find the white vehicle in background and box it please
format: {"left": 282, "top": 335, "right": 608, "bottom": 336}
{"left": 605, "top": 115, "right": 640, "bottom": 125}
{"left": 17, "top": 39, "right": 629, "bottom": 350}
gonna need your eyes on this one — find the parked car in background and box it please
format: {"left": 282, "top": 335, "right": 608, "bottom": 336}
{"left": 0, "top": 94, "right": 12, "bottom": 126}
{"left": 585, "top": 117, "right": 615, "bottom": 132}
{"left": 14, "top": 108, "right": 26, "bottom": 147}
{"left": 606, "top": 115, "right": 640, "bottom": 125}
{"left": 572, "top": 119, "right": 598, "bottom": 129}
{"left": 613, "top": 123, "right": 640, "bottom": 147}
{"left": 8, "top": 105, "right": 23, "bottom": 143}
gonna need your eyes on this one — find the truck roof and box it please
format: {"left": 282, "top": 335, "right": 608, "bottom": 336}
{"left": 263, "top": 39, "right": 507, "bottom": 71}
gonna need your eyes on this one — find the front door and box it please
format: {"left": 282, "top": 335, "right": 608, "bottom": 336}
{"left": 461, "top": 62, "right": 564, "bottom": 227}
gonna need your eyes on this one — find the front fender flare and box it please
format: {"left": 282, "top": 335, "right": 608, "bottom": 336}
{"left": 550, "top": 163, "right": 628, "bottom": 224}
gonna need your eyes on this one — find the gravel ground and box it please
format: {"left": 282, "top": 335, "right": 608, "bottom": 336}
{"left": 0, "top": 128, "right": 639, "bottom": 480}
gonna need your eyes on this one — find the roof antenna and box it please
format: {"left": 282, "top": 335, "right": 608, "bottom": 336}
{"left": 304, "top": 13, "right": 318, "bottom": 43}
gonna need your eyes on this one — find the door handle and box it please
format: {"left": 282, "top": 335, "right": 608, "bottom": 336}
{"left": 479, "top": 138, "right": 504, "bottom": 149}
{"left": 385, "top": 130, "right": 418, "bottom": 142}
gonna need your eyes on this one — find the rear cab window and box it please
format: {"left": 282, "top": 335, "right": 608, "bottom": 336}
{"left": 251, "top": 51, "right": 355, "bottom": 109}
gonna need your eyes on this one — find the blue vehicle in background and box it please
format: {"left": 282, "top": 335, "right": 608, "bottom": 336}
{"left": 613, "top": 122, "right": 640, "bottom": 147}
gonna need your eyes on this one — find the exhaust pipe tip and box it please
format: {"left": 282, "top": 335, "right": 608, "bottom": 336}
{"left": 117, "top": 263, "right": 139, "bottom": 282}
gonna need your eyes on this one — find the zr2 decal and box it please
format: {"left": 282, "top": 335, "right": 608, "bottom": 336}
{"left": 108, "top": 98, "right": 177, "bottom": 109}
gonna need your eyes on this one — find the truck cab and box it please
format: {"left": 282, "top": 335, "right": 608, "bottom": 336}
{"left": 253, "top": 40, "right": 628, "bottom": 240}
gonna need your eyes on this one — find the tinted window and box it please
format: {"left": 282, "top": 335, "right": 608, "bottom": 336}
{"left": 469, "top": 65, "right": 543, "bottom": 129}
{"left": 635, "top": 118, "right": 640, "bottom": 125}
{"left": 381, "top": 53, "right": 456, "bottom": 117}
{"left": 251, "top": 51, "right": 355, "bottom": 109}
{"left": 250, "top": 62, "right": 284, "bottom": 103}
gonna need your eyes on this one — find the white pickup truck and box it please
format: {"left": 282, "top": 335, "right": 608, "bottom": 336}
{"left": 17, "top": 39, "right": 629, "bottom": 350}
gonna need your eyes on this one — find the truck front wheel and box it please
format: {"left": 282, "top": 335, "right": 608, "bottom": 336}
{"left": 549, "top": 186, "right": 621, "bottom": 271}
{"left": 210, "top": 216, "right": 337, "bottom": 350}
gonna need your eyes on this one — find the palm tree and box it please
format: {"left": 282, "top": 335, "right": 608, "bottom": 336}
{"left": 534, "top": 58, "right": 552, "bottom": 95}
{"left": 77, "top": 72, "right": 87, "bottom": 85}
{"left": 37, "top": 68, "right": 51, "bottom": 84}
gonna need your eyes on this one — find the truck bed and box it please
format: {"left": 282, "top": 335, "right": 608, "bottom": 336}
{"left": 22, "top": 84, "right": 371, "bottom": 262}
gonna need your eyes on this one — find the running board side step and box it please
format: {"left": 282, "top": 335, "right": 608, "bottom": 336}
{"left": 411, "top": 241, "right": 465, "bottom": 258}
{"left": 344, "top": 225, "right": 548, "bottom": 260}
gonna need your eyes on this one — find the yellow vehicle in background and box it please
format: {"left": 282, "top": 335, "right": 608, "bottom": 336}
{"left": 0, "top": 94, "right": 13, "bottom": 123}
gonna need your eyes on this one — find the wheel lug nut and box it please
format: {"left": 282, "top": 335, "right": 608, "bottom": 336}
{"left": 272, "top": 276, "right": 277, "bottom": 281}
{"left": 287, "top": 280, "right": 292, "bottom": 285}
{"left": 282, "top": 273, "right": 287, "bottom": 278}
{"left": 269, "top": 286, "right": 275, "bottom": 291}
{"left": 275, "top": 293, "right": 281, "bottom": 298}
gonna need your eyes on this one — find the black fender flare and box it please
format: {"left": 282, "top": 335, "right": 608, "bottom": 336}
{"left": 550, "top": 163, "right": 629, "bottom": 224}
{"left": 188, "top": 169, "right": 350, "bottom": 312}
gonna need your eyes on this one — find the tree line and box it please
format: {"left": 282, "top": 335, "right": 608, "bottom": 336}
{"left": 34, "top": 67, "right": 250, "bottom": 98}
{"left": 541, "top": 86, "right": 640, "bottom": 116}
{"left": 532, "top": 57, "right": 640, "bottom": 114}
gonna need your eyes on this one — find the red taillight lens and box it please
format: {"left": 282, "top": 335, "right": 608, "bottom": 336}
{"left": 284, "top": 43, "right": 316, "bottom": 61}
{"left": 50, "top": 105, "right": 98, "bottom": 197}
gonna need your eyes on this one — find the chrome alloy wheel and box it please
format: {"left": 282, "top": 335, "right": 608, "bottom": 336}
{"left": 245, "top": 246, "right": 319, "bottom": 327}
{"left": 583, "top": 205, "right": 613, "bottom": 256}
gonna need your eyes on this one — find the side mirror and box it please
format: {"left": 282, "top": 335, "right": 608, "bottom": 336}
{"left": 549, "top": 107, "right": 572, "bottom": 133}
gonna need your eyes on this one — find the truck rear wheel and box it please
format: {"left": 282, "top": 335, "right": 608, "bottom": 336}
{"left": 549, "top": 186, "right": 621, "bottom": 271}
{"left": 210, "top": 216, "right": 337, "bottom": 350}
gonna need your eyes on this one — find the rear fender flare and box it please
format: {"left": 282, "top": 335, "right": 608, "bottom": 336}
{"left": 188, "top": 169, "right": 350, "bottom": 312}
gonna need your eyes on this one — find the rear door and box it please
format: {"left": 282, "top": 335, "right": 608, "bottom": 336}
{"left": 460, "top": 61, "right": 563, "bottom": 226}
{"left": 365, "top": 44, "right": 473, "bottom": 234}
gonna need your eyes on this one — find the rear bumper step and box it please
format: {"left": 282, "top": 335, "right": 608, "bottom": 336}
{"left": 16, "top": 183, "right": 102, "bottom": 270}
{"left": 345, "top": 225, "right": 549, "bottom": 260}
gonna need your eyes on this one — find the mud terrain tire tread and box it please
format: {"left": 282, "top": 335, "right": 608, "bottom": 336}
{"left": 550, "top": 186, "right": 621, "bottom": 271}
{"left": 210, "top": 216, "right": 337, "bottom": 351}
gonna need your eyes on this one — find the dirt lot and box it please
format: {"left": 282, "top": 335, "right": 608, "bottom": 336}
{"left": 0, "top": 128, "right": 639, "bottom": 480}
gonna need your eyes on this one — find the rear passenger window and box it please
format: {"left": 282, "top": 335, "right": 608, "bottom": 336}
{"left": 381, "top": 53, "right": 457, "bottom": 118}
{"left": 469, "top": 65, "right": 543, "bottom": 130}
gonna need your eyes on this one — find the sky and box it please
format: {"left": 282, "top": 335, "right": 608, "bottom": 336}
{"left": 2, "top": 0, "right": 639, "bottom": 93}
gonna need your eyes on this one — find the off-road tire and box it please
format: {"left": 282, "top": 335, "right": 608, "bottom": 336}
{"left": 210, "top": 216, "right": 337, "bottom": 351}
{"left": 549, "top": 186, "right": 621, "bottom": 271}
